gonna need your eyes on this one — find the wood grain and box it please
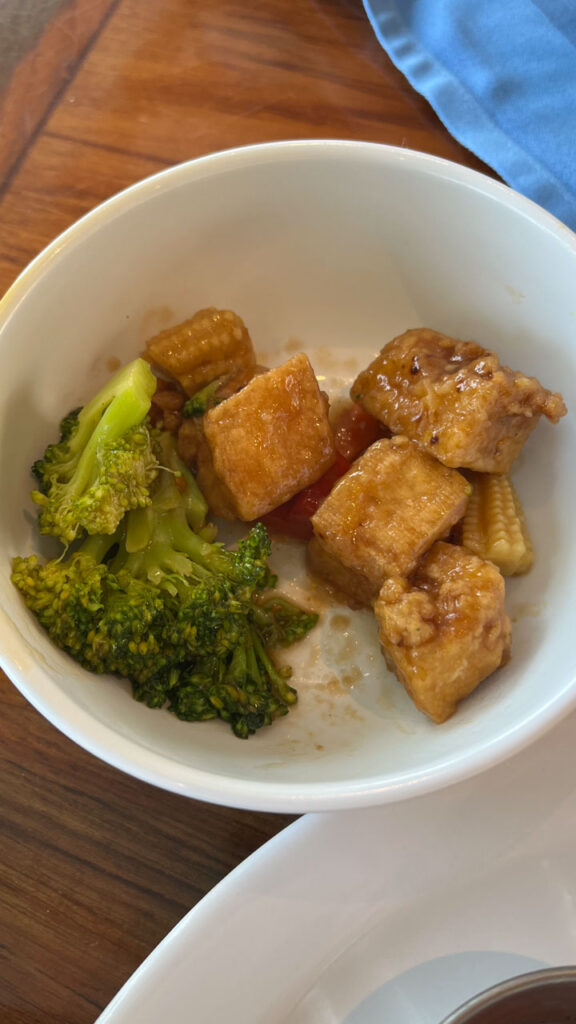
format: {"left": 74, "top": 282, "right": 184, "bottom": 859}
{"left": 1, "top": 681, "right": 296, "bottom": 1019}
{"left": 0, "top": 0, "right": 497, "bottom": 1019}
{"left": 0, "top": 0, "right": 493, "bottom": 295}
{"left": 0, "top": 0, "right": 119, "bottom": 186}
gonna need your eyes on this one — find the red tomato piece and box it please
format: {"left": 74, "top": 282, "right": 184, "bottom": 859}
{"left": 261, "top": 506, "right": 314, "bottom": 541}
{"left": 333, "top": 402, "right": 386, "bottom": 461}
{"left": 262, "top": 452, "right": 351, "bottom": 540}
{"left": 260, "top": 404, "right": 384, "bottom": 541}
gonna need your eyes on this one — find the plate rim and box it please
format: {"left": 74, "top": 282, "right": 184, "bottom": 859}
{"left": 94, "top": 708, "right": 576, "bottom": 1022}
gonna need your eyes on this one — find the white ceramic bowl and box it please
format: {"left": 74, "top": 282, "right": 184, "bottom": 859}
{"left": 1, "top": 140, "right": 575, "bottom": 812}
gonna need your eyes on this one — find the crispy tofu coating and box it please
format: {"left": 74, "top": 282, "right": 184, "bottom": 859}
{"left": 352, "top": 328, "right": 566, "bottom": 473}
{"left": 375, "top": 541, "right": 511, "bottom": 723}
{"left": 198, "top": 353, "right": 336, "bottom": 521}
{"left": 311, "top": 435, "right": 470, "bottom": 588}
{"left": 145, "top": 307, "right": 256, "bottom": 396}
{"left": 307, "top": 536, "right": 381, "bottom": 609}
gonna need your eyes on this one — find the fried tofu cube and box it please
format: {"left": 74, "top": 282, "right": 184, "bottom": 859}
{"left": 352, "top": 328, "right": 566, "bottom": 473}
{"left": 375, "top": 542, "right": 511, "bottom": 722}
{"left": 307, "top": 536, "right": 381, "bottom": 608}
{"left": 311, "top": 435, "right": 470, "bottom": 587}
{"left": 145, "top": 307, "right": 256, "bottom": 396}
{"left": 199, "top": 353, "right": 336, "bottom": 520}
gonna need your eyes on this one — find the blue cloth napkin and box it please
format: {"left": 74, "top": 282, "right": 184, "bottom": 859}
{"left": 362, "top": 0, "right": 576, "bottom": 231}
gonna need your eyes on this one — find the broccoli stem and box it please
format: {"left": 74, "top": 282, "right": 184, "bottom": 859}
{"left": 182, "top": 377, "right": 224, "bottom": 417}
{"left": 125, "top": 507, "right": 154, "bottom": 553}
{"left": 63, "top": 367, "right": 157, "bottom": 500}
{"left": 79, "top": 530, "right": 119, "bottom": 563}
{"left": 153, "top": 431, "right": 208, "bottom": 532}
{"left": 71, "top": 359, "right": 156, "bottom": 455}
{"left": 174, "top": 464, "right": 208, "bottom": 533}
{"left": 251, "top": 630, "right": 297, "bottom": 705}
{"left": 163, "top": 510, "right": 233, "bottom": 575}
{"left": 118, "top": 505, "right": 236, "bottom": 582}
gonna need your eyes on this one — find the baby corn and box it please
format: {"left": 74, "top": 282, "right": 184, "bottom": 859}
{"left": 461, "top": 473, "right": 534, "bottom": 576}
{"left": 145, "top": 307, "right": 256, "bottom": 397}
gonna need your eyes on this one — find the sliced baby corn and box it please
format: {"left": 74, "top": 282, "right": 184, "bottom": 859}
{"left": 460, "top": 472, "right": 534, "bottom": 576}
{"left": 144, "top": 308, "right": 256, "bottom": 396}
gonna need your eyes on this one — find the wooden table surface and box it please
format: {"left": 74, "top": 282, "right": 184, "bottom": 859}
{"left": 0, "top": 2, "right": 495, "bottom": 1020}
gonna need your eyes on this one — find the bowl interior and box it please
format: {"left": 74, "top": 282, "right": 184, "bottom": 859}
{"left": 1, "top": 141, "right": 575, "bottom": 810}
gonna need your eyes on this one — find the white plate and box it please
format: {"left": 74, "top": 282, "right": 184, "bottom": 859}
{"left": 96, "top": 710, "right": 576, "bottom": 1023}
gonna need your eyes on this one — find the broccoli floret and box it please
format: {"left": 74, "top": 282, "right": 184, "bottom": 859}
{"left": 12, "top": 430, "right": 319, "bottom": 738}
{"left": 182, "top": 377, "right": 224, "bottom": 418}
{"left": 82, "top": 571, "right": 176, "bottom": 681}
{"left": 115, "top": 507, "right": 274, "bottom": 598}
{"left": 251, "top": 594, "right": 320, "bottom": 647}
{"left": 11, "top": 533, "right": 112, "bottom": 660}
{"left": 32, "top": 407, "right": 82, "bottom": 490}
{"left": 164, "top": 627, "right": 297, "bottom": 739}
{"left": 31, "top": 358, "right": 160, "bottom": 545}
{"left": 113, "top": 477, "right": 278, "bottom": 674}
{"left": 112, "top": 434, "right": 274, "bottom": 598}
{"left": 11, "top": 540, "right": 179, "bottom": 685}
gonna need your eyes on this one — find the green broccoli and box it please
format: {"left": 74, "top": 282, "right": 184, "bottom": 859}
{"left": 251, "top": 595, "right": 320, "bottom": 648}
{"left": 84, "top": 570, "right": 177, "bottom": 682}
{"left": 166, "top": 627, "right": 298, "bottom": 739}
{"left": 13, "top": 431, "right": 319, "bottom": 737}
{"left": 11, "top": 534, "right": 111, "bottom": 661}
{"left": 31, "top": 358, "right": 160, "bottom": 545}
{"left": 134, "top": 614, "right": 301, "bottom": 739}
{"left": 181, "top": 377, "right": 224, "bottom": 418}
{"left": 111, "top": 431, "right": 274, "bottom": 597}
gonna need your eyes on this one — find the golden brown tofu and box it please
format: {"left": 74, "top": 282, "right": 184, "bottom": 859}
{"left": 352, "top": 328, "right": 566, "bottom": 473}
{"left": 375, "top": 542, "right": 511, "bottom": 723}
{"left": 145, "top": 308, "right": 256, "bottom": 396}
{"left": 200, "top": 353, "right": 336, "bottom": 521}
{"left": 307, "top": 536, "right": 380, "bottom": 609}
{"left": 311, "top": 435, "right": 470, "bottom": 588}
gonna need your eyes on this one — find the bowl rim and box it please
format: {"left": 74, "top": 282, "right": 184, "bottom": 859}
{"left": 1, "top": 138, "right": 576, "bottom": 812}
{"left": 2, "top": 137, "right": 576, "bottom": 324}
{"left": 440, "top": 965, "right": 576, "bottom": 1021}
